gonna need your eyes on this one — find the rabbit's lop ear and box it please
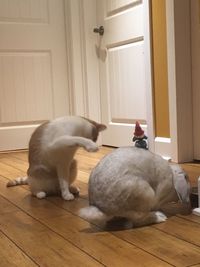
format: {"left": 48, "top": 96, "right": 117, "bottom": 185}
{"left": 173, "top": 171, "right": 190, "bottom": 203}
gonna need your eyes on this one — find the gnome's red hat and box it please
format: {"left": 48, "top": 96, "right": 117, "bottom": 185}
{"left": 134, "top": 121, "right": 144, "bottom": 137}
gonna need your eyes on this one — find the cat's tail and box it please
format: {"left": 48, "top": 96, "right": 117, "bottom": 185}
{"left": 79, "top": 206, "right": 109, "bottom": 225}
{"left": 48, "top": 136, "right": 99, "bottom": 153}
{"left": 6, "top": 176, "right": 28, "bottom": 187}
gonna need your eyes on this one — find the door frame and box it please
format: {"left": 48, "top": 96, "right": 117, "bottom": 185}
{"left": 143, "top": 0, "right": 155, "bottom": 153}
{"left": 166, "top": 0, "right": 193, "bottom": 163}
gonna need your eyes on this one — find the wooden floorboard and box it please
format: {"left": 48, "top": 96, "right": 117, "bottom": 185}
{"left": 0, "top": 230, "right": 38, "bottom": 267}
{"left": 0, "top": 147, "right": 200, "bottom": 266}
{"left": 0, "top": 209, "right": 102, "bottom": 267}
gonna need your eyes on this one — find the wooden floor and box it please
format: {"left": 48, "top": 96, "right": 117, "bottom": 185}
{"left": 1, "top": 147, "right": 200, "bottom": 267}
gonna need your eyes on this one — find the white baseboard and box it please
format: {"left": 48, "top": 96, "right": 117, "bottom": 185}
{"left": 154, "top": 137, "right": 171, "bottom": 161}
{"left": 193, "top": 208, "right": 200, "bottom": 216}
{"left": 0, "top": 125, "right": 39, "bottom": 151}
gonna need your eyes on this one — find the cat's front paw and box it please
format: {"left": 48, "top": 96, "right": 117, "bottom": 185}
{"left": 62, "top": 192, "right": 75, "bottom": 201}
{"left": 85, "top": 141, "right": 99, "bottom": 152}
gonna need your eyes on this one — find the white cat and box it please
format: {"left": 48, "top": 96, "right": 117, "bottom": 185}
{"left": 7, "top": 116, "right": 106, "bottom": 200}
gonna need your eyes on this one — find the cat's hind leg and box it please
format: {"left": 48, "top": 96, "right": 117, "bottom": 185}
{"left": 28, "top": 165, "right": 59, "bottom": 199}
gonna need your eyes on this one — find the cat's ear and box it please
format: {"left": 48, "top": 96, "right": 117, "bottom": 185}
{"left": 82, "top": 116, "right": 107, "bottom": 132}
{"left": 96, "top": 123, "right": 107, "bottom": 132}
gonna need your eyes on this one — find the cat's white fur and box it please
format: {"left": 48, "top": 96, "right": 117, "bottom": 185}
{"left": 79, "top": 147, "right": 191, "bottom": 227}
{"left": 7, "top": 116, "right": 106, "bottom": 200}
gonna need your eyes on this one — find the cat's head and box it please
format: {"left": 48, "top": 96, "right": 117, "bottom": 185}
{"left": 82, "top": 117, "right": 107, "bottom": 142}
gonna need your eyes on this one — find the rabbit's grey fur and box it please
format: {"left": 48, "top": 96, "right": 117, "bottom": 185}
{"left": 79, "top": 147, "right": 190, "bottom": 227}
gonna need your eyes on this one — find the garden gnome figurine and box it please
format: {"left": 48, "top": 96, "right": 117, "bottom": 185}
{"left": 132, "top": 121, "right": 148, "bottom": 149}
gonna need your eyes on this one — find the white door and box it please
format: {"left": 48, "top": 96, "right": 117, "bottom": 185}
{"left": 97, "top": 0, "right": 153, "bottom": 148}
{"left": 191, "top": 0, "right": 200, "bottom": 159}
{"left": 0, "top": 0, "right": 69, "bottom": 151}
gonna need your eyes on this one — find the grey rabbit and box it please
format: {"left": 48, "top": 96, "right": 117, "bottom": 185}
{"left": 79, "top": 146, "right": 191, "bottom": 227}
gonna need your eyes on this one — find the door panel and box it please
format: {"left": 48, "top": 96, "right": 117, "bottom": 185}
{"left": 0, "top": 52, "right": 53, "bottom": 122}
{"left": 0, "top": 0, "right": 49, "bottom": 23}
{"left": 0, "top": 0, "right": 69, "bottom": 151}
{"left": 107, "top": 43, "right": 146, "bottom": 123}
{"left": 105, "top": 4, "right": 143, "bottom": 46}
{"left": 98, "top": 0, "right": 151, "bottom": 147}
{"left": 106, "top": 0, "right": 141, "bottom": 15}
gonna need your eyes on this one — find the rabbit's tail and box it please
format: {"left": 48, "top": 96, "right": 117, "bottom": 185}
{"left": 79, "top": 206, "right": 108, "bottom": 225}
